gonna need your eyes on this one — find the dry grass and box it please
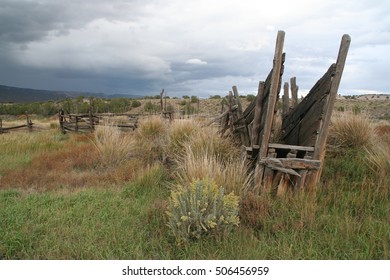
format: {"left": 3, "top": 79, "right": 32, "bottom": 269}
{"left": 134, "top": 117, "right": 168, "bottom": 164}
{"left": 365, "top": 122, "right": 390, "bottom": 179}
{"left": 329, "top": 113, "right": 373, "bottom": 149}
{"left": 93, "top": 125, "right": 135, "bottom": 169}
{"left": 175, "top": 145, "right": 249, "bottom": 195}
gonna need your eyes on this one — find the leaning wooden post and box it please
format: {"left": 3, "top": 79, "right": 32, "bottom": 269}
{"left": 251, "top": 81, "right": 265, "bottom": 148}
{"left": 232, "top": 85, "right": 250, "bottom": 146}
{"left": 308, "top": 34, "right": 351, "bottom": 190}
{"left": 255, "top": 30, "right": 285, "bottom": 193}
{"left": 290, "top": 77, "right": 298, "bottom": 107}
{"left": 283, "top": 82, "right": 289, "bottom": 116}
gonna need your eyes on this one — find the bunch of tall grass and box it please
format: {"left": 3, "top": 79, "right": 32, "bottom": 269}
{"left": 165, "top": 119, "right": 199, "bottom": 158}
{"left": 329, "top": 113, "right": 373, "bottom": 149}
{"left": 135, "top": 117, "right": 168, "bottom": 164}
{"left": 365, "top": 123, "right": 390, "bottom": 180}
{"left": 175, "top": 147, "right": 249, "bottom": 195}
{"left": 93, "top": 125, "right": 135, "bottom": 168}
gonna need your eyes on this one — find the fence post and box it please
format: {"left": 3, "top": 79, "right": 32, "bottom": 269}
{"left": 290, "top": 77, "right": 298, "bottom": 107}
{"left": 26, "top": 115, "right": 33, "bottom": 132}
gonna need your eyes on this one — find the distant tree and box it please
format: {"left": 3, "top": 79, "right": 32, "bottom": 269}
{"left": 182, "top": 95, "right": 190, "bottom": 99}
{"left": 131, "top": 100, "right": 142, "bottom": 108}
{"left": 144, "top": 101, "right": 154, "bottom": 114}
{"left": 209, "top": 95, "right": 221, "bottom": 99}
{"left": 246, "top": 94, "right": 255, "bottom": 102}
{"left": 190, "top": 95, "right": 199, "bottom": 103}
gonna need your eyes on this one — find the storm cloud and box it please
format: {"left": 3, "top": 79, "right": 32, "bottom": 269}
{"left": 0, "top": 0, "right": 389, "bottom": 97}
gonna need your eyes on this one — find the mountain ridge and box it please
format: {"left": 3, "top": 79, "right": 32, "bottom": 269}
{"left": 0, "top": 84, "right": 143, "bottom": 103}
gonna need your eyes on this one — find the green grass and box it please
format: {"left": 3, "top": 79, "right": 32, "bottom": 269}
{"left": 1, "top": 119, "right": 389, "bottom": 259}
{"left": 1, "top": 150, "right": 389, "bottom": 259}
{"left": 0, "top": 131, "right": 68, "bottom": 175}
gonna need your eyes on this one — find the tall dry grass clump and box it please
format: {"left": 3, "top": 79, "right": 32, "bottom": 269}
{"left": 93, "top": 125, "right": 135, "bottom": 168}
{"left": 135, "top": 117, "right": 168, "bottom": 164}
{"left": 165, "top": 119, "right": 199, "bottom": 158}
{"left": 365, "top": 122, "right": 390, "bottom": 179}
{"left": 329, "top": 113, "right": 373, "bottom": 149}
{"left": 173, "top": 125, "right": 248, "bottom": 195}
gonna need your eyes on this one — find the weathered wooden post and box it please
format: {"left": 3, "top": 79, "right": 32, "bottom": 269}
{"left": 160, "top": 89, "right": 164, "bottom": 115}
{"left": 306, "top": 34, "right": 351, "bottom": 190}
{"left": 290, "top": 77, "right": 298, "bottom": 107}
{"left": 89, "top": 98, "right": 94, "bottom": 130}
{"left": 26, "top": 115, "right": 33, "bottom": 132}
{"left": 255, "top": 30, "right": 285, "bottom": 192}
{"left": 251, "top": 81, "right": 265, "bottom": 151}
{"left": 232, "top": 85, "right": 250, "bottom": 146}
{"left": 0, "top": 118, "right": 3, "bottom": 134}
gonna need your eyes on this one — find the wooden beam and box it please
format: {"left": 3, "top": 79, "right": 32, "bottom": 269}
{"left": 258, "top": 30, "right": 285, "bottom": 160}
{"left": 268, "top": 143, "right": 314, "bottom": 152}
{"left": 309, "top": 34, "right": 351, "bottom": 188}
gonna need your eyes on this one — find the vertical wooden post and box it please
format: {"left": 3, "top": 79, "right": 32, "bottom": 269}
{"left": 283, "top": 82, "right": 289, "bottom": 116}
{"left": 0, "top": 118, "right": 3, "bottom": 134}
{"left": 26, "top": 115, "right": 33, "bottom": 132}
{"left": 290, "top": 77, "right": 298, "bottom": 107}
{"left": 228, "top": 91, "right": 234, "bottom": 133}
{"left": 159, "top": 89, "right": 164, "bottom": 114}
{"left": 307, "top": 34, "right": 351, "bottom": 190}
{"left": 232, "top": 85, "right": 250, "bottom": 146}
{"left": 89, "top": 98, "right": 94, "bottom": 130}
{"left": 255, "top": 30, "right": 285, "bottom": 192}
{"left": 251, "top": 81, "right": 265, "bottom": 147}
{"left": 59, "top": 110, "right": 63, "bottom": 133}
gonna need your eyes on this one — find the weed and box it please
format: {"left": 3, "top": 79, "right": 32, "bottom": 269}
{"left": 166, "top": 179, "right": 239, "bottom": 245}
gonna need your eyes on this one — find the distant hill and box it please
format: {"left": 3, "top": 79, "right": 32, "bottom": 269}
{"left": 0, "top": 85, "right": 143, "bottom": 103}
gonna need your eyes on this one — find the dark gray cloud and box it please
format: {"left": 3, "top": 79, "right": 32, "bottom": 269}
{"left": 0, "top": 0, "right": 389, "bottom": 98}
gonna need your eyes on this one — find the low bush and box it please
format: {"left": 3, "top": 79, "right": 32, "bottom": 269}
{"left": 166, "top": 179, "right": 239, "bottom": 245}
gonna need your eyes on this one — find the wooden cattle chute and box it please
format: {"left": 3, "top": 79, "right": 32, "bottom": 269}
{"left": 58, "top": 110, "right": 139, "bottom": 133}
{"left": 213, "top": 31, "right": 351, "bottom": 194}
{"left": 0, "top": 115, "right": 33, "bottom": 134}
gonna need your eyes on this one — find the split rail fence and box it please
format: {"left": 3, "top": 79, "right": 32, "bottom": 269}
{"left": 0, "top": 115, "right": 34, "bottom": 134}
{"left": 58, "top": 110, "right": 139, "bottom": 133}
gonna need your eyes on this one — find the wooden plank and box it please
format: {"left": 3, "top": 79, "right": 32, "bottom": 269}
{"left": 282, "top": 64, "right": 335, "bottom": 134}
{"left": 259, "top": 157, "right": 320, "bottom": 170}
{"left": 268, "top": 143, "right": 314, "bottom": 152}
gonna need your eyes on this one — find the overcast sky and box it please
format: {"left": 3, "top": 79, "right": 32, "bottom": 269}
{"left": 0, "top": 0, "right": 389, "bottom": 98}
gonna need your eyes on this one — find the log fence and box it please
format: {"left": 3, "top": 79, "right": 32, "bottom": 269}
{"left": 0, "top": 115, "right": 33, "bottom": 134}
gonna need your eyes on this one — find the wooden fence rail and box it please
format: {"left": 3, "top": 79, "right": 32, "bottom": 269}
{"left": 0, "top": 115, "right": 33, "bottom": 134}
{"left": 58, "top": 110, "right": 139, "bottom": 133}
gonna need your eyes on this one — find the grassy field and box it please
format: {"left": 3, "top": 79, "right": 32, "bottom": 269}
{"left": 0, "top": 106, "right": 390, "bottom": 259}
